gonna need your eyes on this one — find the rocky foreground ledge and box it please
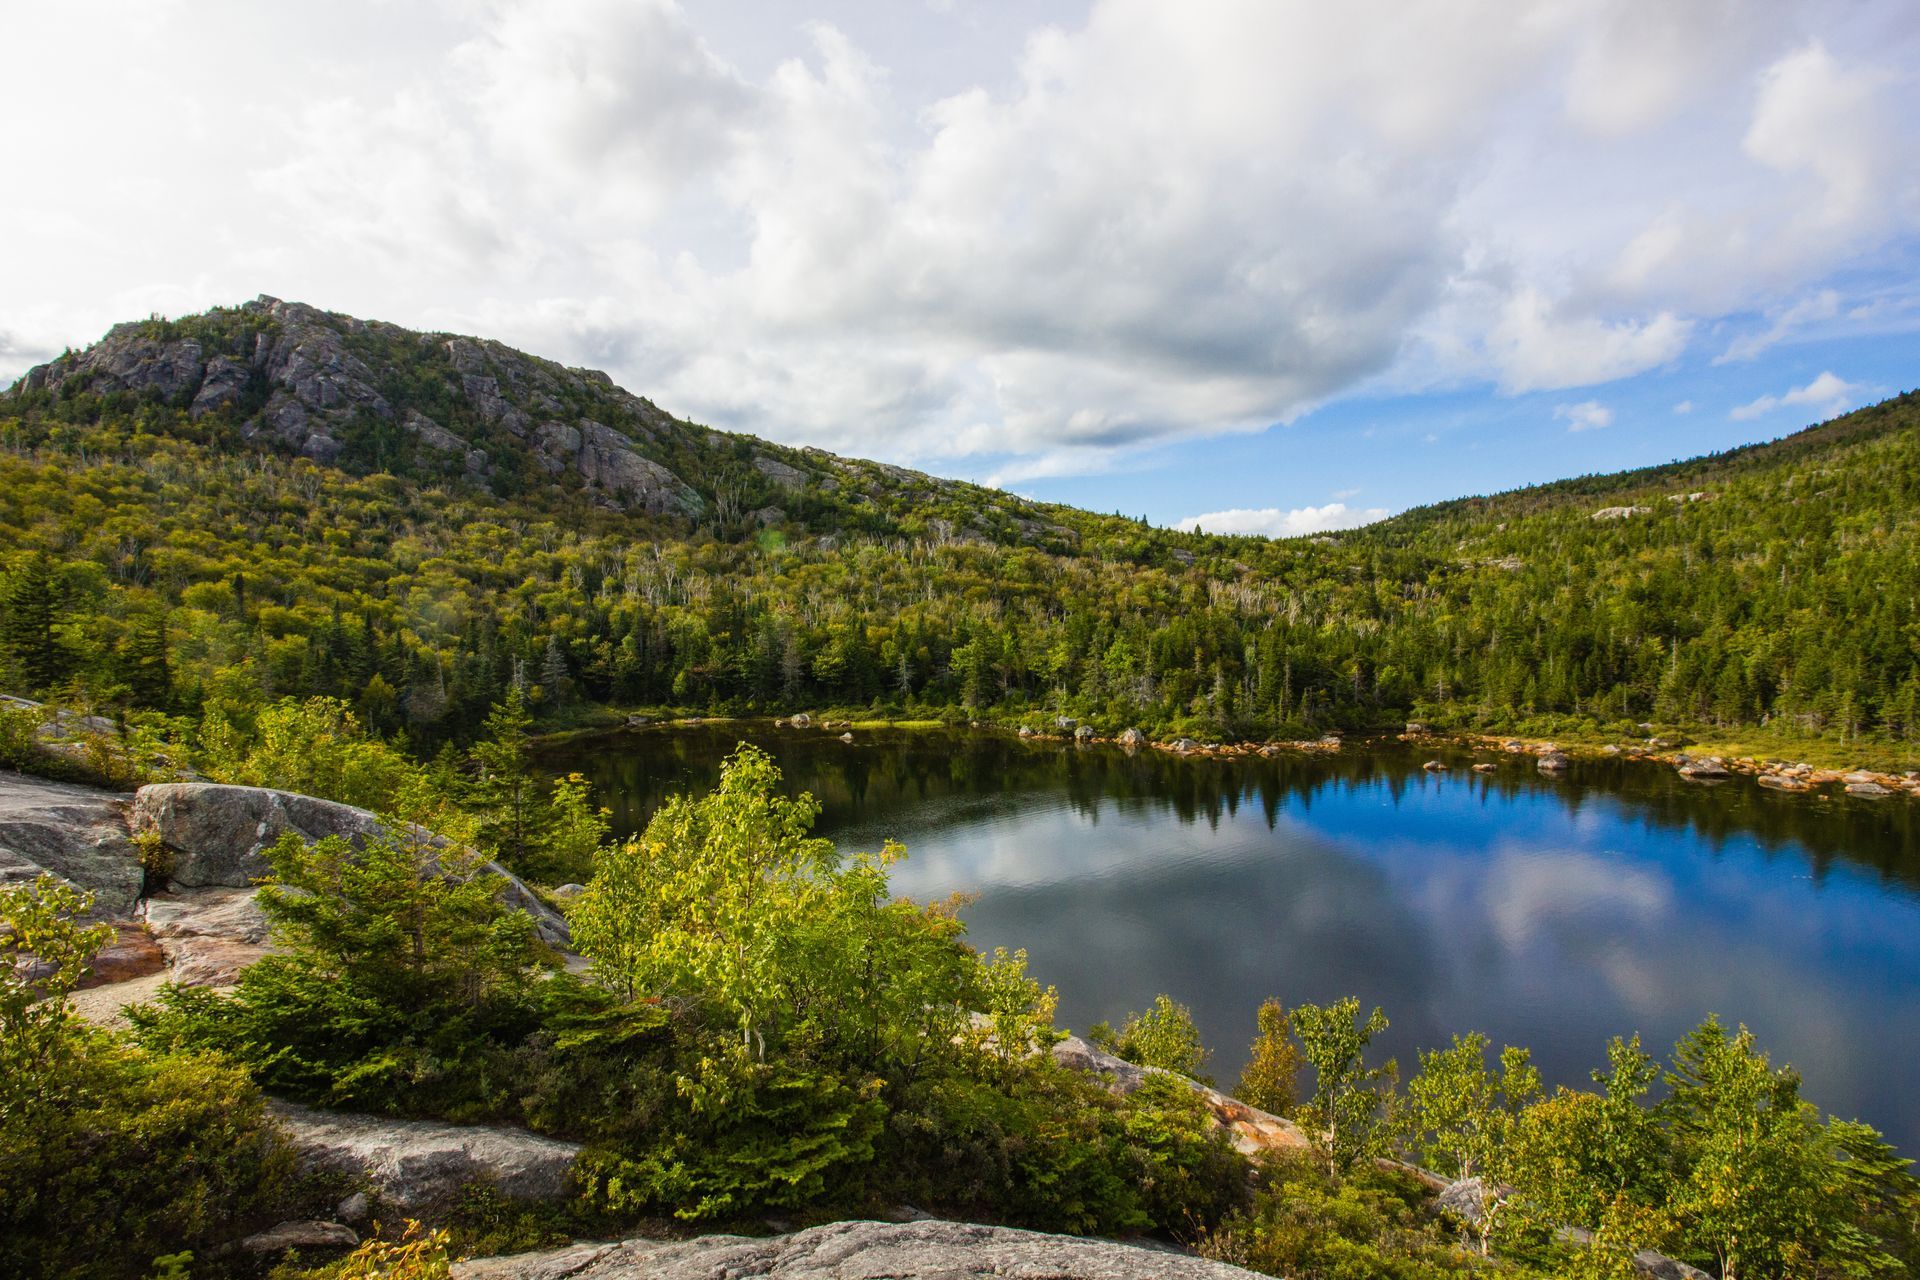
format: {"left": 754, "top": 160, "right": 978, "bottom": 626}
{"left": 454, "top": 1219, "right": 1260, "bottom": 1280}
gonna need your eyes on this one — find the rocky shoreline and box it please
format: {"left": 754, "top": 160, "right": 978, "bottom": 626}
{"left": 621, "top": 710, "right": 1920, "bottom": 803}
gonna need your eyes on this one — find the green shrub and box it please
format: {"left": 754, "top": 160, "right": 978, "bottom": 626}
{"left": 131, "top": 828, "right": 550, "bottom": 1120}
{"left": 577, "top": 1042, "right": 886, "bottom": 1222}
{"left": 201, "top": 696, "right": 424, "bottom": 814}
{"left": 1236, "top": 998, "right": 1302, "bottom": 1115}
{"left": 0, "top": 702, "right": 48, "bottom": 770}
{"left": 0, "top": 876, "right": 295, "bottom": 1280}
{"left": 1091, "top": 993, "right": 1212, "bottom": 1082}
{"left": 1198, "top": 1154, "right": 1489, "bottom": 1280}
{"left": 880, "top": 1060, "right": 1246, "bottom": 1237}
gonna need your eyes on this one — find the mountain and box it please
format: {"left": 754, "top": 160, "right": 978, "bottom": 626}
{"left": 2, "top": 300, "right": 1916, "bottom": 761}
{"left": 4, "top": 296, "right": 1088, "bottom": 552}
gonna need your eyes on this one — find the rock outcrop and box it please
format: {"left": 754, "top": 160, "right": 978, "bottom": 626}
{"left": 273, "top": 1103, "right": 582, "bottom": 1211}
{"left": 453, "top": 1220, "right": 1263, "bottom": 1280}
{"left": 239, "top": 1220, "right": 360, "bottom": 1254}
{"left": 1052, "top": 1035, "right": 1310, "bottom": 1159}
{"left": 0, "top": 770, "right": 144, "bottom": 915}
{"left": 142, "top": 887, "right": 275, "bottom": 986}
{"left": 131, "top": 783, "right": 570, "bottom": 947}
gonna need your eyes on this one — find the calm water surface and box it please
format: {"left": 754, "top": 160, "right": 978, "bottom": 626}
{"left": 542, "top": 725, "right": 1920, "bottom": 1150}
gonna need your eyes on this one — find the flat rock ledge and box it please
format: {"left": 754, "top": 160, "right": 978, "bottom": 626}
{"left": 272, "top": 1103, "right": 582, "bottom": 1211}
{"left": 454, "top": 1219, "right": 1263, "bottom": 1280}
{"left": 0, "top": 769, "right": 143, "bottom": 916}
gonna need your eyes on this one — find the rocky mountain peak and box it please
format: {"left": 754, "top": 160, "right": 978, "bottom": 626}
{"left": 4, "top": 297, "right": 1076, "bottom": 546}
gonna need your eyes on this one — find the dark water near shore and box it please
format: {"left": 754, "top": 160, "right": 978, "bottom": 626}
{"left": 541, "top": 724, "right": 1920, "bottom": 1150}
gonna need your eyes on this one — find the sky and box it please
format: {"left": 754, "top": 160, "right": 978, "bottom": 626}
{"left": 3, "top": 0, "right": 1918, "bottom": 535}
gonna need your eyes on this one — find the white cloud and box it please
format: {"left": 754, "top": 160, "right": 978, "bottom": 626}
{"left": 1672, "top": 400, "right": 1694, "bottom": 414}
{"left": 1555, "top": 400, "right": 1614, "bottom": 432}
{"left": 1729, "top": 370, "right": 1867, "bottom": 421}
{"left": 1177, "top": 503, "right": 1391, "bottom": 539}
{"left": 1, "top": 1, "right": 1918, "bottom": 474}
{"left": 1715, "top": 288, "right": 1842, "bottom": 363}
{"left": 1488, "top": 289, "right": 1691, "bottom": 392}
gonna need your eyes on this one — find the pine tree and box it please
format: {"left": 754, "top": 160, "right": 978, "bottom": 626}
{"left": 118, "top": 606, "right": 172, "bottom": 711}
{"left": 469, "top": 685, "right": 546, "bottom": 873}
{"left": 0, "top": 552, "right": 68, "bottom": 695}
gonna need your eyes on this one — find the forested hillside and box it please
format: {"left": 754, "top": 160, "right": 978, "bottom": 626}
{"left": 2, "top": 299, "right": 1915, "bottom": 759}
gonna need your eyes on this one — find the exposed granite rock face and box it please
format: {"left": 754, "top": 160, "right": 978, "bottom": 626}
{"left": 406, "top": 409, "right": 487, "bottom": 473}
{"left": 453, "top": 1220, "right": 1264, "bottom": 1280}
{"left": 142, "top": 887, "right": 274, "bottom": 986}
{"left": 535, "top": 419, "right": 703, "bottom": 516}
{"left": 131, "top": 783, "right": 571, "bottom": 947}
{"left": 753, "top": 454, "right": 809, "bottom": 490}
{"left": 273, "top": 1103, "right": 582, "bottom": 1211}
{"left": 76, "top": 920, "right": 168, "bottom": 988}
{"left": 190, "top": 354, "right": 252, "bottom": 419}
{"left": 20, "top": 327, "right": 205, "bottom": 401}
{"left": 0, "top": 770, "right": 143, "bottom": 916}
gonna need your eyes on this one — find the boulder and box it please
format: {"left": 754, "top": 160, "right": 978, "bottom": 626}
{"left": 1757, "top": 774, "right": 1811, "bottom": 793}
{"left": 239, "top": 1220, "right": 359, "bottom": 1254}
{"left": 1017, "top": 726, "right": 1034, "bottom": 738}
{"left": 1676, "top": 757, "right": 1730, "bottom": 781}
{"left": 272, "top": 1103, "right": 582, "bottom": 1211}
{"left": 1055, "top": 716, "right": 1078, "bottom": 731}
{"left": 840, "top": 732, "right": 855, "bottom": 743}
{"left": 790, "top": 713, "right": 812, "bottom": 728}
{"left": 453, "top": 1219, "right": 1264, "bottom": 1280}
{"left": 1405, "top": 722, "right": 1429, "bottom": 734}
{"left": 1422, "top": 760, "right": 1448, "bottom": 772}
{"left": 1118, "top": 728, "right": 1146, "bottom": 748}
{"left": 1172, "top": 738, "right": 1199, "bottom": 753}
{"left": 131, "top": 784, "right": 570, "bottom": 948}
{"left": 1434, "top": 1176, "right": 1496, "bottom": 1230}
{"left": 1847, "top": 782, "right": 1894, "bottom": 799}
{"left": 1536, "top": 751, "right": 1570, "bottom": 773}
{"left": 1472, "top": 762, "right": 1497, "bottom": 774}
{"left": 1074, "top": 725, "right": 1096, "bottom": 741}
{"left": 0, "top": 770, "right": 143, "bottom": 916}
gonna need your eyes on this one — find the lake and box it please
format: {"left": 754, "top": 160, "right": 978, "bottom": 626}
{"left": 540, "top": 723, "right": 1920, "bottom": 1151}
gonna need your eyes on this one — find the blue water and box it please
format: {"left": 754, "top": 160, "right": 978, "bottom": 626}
{"left": 548, "top": 727, "right": 1920, "bottom": 1150}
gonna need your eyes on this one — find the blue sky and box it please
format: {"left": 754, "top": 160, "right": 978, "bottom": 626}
{"left": 3, "top": 1, "right": 1917, "bottom": 535}
{"left": 1030, "top": 328, "right": 1920, "bottom": 529}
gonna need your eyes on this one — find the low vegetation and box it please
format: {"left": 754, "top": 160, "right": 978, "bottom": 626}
{"left": 3, "top": 726, "right": 1915, "bottom": 1278}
